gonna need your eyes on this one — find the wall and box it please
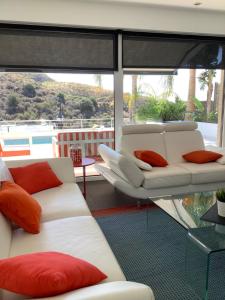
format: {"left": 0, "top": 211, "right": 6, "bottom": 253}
{"left": 1, "top": 0, "right": 225, "bottom": 36}
{"left": 197, "top": 122, "right": 217, "bottom": 145}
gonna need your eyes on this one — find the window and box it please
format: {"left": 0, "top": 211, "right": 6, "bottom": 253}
{"left": 0, "top": 72, "right": 114, "bottom": 176}
{"left": 123, "top": 69, "right": 224, "bottom": 146}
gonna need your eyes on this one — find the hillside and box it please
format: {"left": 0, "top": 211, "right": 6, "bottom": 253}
{"left": 0, "top": 73, "right": 114, "bottom": 121}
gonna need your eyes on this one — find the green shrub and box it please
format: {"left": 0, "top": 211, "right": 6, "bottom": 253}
{"left": 80, "top": 98, "right": 95, "bottom": 118}
{"left": 137, "top": 96, "right": 186, "bottom": 122}
{"left": 6, "top": 95, "right": 19, "bottom": 114}
{"left": 22, "top": 84, "right": 36, "bottom": 98}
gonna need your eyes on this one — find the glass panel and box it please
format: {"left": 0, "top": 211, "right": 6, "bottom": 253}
{"left": 153, "top": 192, "right": 216, "bottom": 229}
{"left": 123, "top": 69, "right": 224, "bottom": 146}
{"left": 0, "top": 72, "right": 114, "bottom": 177}
{"left": 185, "top": 232, "right": 210, "bottom": 300}
{"left": 186, "top": 229, "right": 225, "bottom": 299}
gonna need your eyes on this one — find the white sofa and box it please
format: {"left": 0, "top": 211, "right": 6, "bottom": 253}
{"left": 0, "top": 157, "right": 154, "bottom": 300}
{"left": 96, "top": 122, "right": 225, "bottom": 199}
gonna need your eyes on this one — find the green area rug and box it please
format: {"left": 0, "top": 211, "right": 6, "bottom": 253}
{"left": 96, "top": 208, "right": 225, "bottom": 300}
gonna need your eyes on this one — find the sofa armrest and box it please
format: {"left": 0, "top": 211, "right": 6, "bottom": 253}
{"left": 205, "top": 145, "right": 225, "bottom": 164}
{"left": 98, "top": 144, "right": 144, "bottom": 188}
{"left": 30, "top": 281, "right": 154, "bottom": 300}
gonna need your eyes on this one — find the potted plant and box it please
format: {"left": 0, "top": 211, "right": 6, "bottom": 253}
{"left": 216, "top": 189, "right": 225, "bottom": 217}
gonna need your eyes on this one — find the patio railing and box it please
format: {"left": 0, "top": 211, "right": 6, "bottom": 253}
{"left": 0, "top": 118, "right": 115, "bottom": 160}
{"left": 0, "top": 118, "right": 114, "bottom": 133}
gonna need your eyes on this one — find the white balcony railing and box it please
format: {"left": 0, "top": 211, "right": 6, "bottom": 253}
{"left": 0, "top": 118, "right": 114, "bottom": 133}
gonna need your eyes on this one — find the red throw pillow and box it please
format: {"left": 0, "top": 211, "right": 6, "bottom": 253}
{"left": 0, "top": 181, "right": 41, "bottom": 233}
{"left": 183, "top": 150, "right": 222, "bottom": 164}
{"left": 9, "top": 162, "right": 62, "bottom": 194}
{"left": 0, "top": 252, "right": 107, "bottom": 297}
{"left": 134, "top": 150, "right": 168, "bottom": 167}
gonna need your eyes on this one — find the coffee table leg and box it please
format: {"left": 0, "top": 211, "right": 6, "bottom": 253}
{"left": 83, "top": 165, "right": 86, "bottom": 198}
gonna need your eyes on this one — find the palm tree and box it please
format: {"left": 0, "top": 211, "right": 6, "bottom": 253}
{"left": 124, "top": 75, "right": 139, "bottom": 123}
{"left": 161, "top": 75, "right": 174, "bottom": 98}
{"left": 198, "top": 70, "right": 216, "bottom": 117}
{"left": 94, "top": 75, "right": 102, "bottom": 88}
{"left": 185, "top": 69, "right": 196, "bottom": 120}
{"left": 217, "top": 70, "right": 224, "bottom": 146}
{"left": 57, "top": 93, "right": 65, "bottom": 119}
{"left": 131, "top": 75, "right": 138, "bottom": 121}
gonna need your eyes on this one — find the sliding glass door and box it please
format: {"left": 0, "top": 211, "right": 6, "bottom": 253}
{"left": 122, "top": 69, "right": 224, "bottom": 146}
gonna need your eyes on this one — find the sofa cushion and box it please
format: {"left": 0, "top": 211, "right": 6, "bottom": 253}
{"left": 164, "top": 130, "right": 204, "bottom": 164}
{"left": 183, "top": 150, "right": 222, "bottom": 164}
{"left": 0, "top": 252, "right": 106, "bottom": 298}
{"left": 9, "top": 217, "right": 125, "bottom": 283}
{"left": 33, "top": 183, "right": 91, "bottom": 222}
{"left": 9, "top": 162, "right": 63, "bottom": 194}
{"left": 120, "top": 150, "right": 152, "bottom": 171}
{"left": 6, "top": 158, "right": 75, "bottom": 184}
{"left": 121, "top": 132, "right": 166, "bottom": 158}
{"left": 179, "top": 162, "right": 225, "bottom": 184}
{"left": 0, "top": 182, "right": 41, "bottom": 234}
{"left": 142, "top": 165, "right": 191, "bottom": 189}
{"left": 134, "top": 150, "right": 168, "bottom": 167}
{"left": 122, "top": 123, "right": 165, "bottom": 135}
{"left": 28, "top": 281, "right": 155, "bottom": 300}
{"left": 164, "top": 121, "right": 198, "bottom": 132}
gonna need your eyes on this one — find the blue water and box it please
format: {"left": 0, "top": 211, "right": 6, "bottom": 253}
{"left": 4, "top": 136, "right": 53, "bottom": 146}
{"left": 32, "top": 136, "right": 52, "bottom": 145}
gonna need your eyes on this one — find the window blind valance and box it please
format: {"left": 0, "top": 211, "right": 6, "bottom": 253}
{"left": 0, "top": 24, "right": 117, "bottom": 72}
{"left": 123, "top": 32, "right": 225, "bottom": 69}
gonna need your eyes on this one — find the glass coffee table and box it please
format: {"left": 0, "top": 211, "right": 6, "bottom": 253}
{"left": 152, "top": 191, "right": 225, "bottom": 300}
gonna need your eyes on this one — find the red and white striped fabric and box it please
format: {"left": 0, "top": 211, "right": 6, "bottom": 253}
{"left": 56, "top": 130, "right": 114, "bottom": 160}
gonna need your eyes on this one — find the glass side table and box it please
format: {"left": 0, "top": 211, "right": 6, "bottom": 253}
{"left": 186, "top": 226, "right": 225, "bottom": 300}
{"left": 152, "top": 191, "right": 225, "bottom": 300}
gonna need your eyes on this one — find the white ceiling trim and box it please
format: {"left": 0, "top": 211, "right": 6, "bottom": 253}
{"left": 98, "top": 0, "right": 225, "bottom": 12}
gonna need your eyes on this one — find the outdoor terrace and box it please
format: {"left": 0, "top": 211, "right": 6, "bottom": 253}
{"left": 0, "top": 118, "right": 218, "bottom": 177}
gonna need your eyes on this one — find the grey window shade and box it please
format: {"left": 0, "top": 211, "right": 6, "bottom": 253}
{"left": 123, "top": 33, "right": 225, "bottom": 69}
{"left": 0, "top": 25, "right": 117, "bottom": 72}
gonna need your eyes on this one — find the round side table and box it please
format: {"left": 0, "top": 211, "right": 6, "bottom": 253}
{"left": 73, "top": 157, "right": 95, "bottom": 199}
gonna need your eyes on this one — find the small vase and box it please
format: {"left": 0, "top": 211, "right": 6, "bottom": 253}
{"left": 217, "top": 200, "right": 225, "bottom": 217}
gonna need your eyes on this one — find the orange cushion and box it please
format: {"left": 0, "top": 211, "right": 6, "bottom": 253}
{"left": 183, "top": 150, "right": 222, "bottom": 164}
{"left": 9, "top": 162, "right": 62, "bottom": 194}
{"left": 0, "top": 181, "right": 41, "bottom": 233}
{"left": 134, "top": 150, "right": 168, "bottom": 167}
{"left": 0, "top": 252, "right": 107, "bottom": 297}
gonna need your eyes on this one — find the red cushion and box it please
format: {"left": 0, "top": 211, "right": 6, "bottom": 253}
{"left": 9, "top": 162, "right": 62, "bottom": 194}
{"left": 0, "top": 181, "right": 41, "bottom": 234}
{"left": 134, "top": 150, "right": 168, "bottom": 167}
{"left": 0, "top": 252, "right": 107, "bottom": 297}
{"left": 183, "top": 150, "right": 222, "bottom": 164}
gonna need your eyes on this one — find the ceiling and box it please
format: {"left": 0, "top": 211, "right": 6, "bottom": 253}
{"left": 100, "top": 0, "right": 225, "bottom": 11}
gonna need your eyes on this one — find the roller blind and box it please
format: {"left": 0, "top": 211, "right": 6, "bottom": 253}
{"left": 123, "top": 32, "right": 225, "bottom": 69}
{"left": 0, "top": 24, "right": 117, "bottom": 72}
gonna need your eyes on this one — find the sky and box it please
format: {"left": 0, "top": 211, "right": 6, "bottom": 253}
{"left": 48, "top": 69, "right": 222, "bottom": 102}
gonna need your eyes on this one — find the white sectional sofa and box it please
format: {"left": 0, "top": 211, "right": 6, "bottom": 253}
{"left": 0, "top": 157, "right": 154, "bottom": 300}
{"left": 96, "top": 122, "right": 225, "bottom": 199}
